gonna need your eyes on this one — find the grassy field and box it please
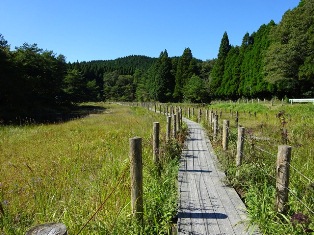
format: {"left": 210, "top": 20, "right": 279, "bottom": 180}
{"left": 0, "top": 103, "right": 181, "bottom": 234}
{"left": 203, "top": 101, "right": 314, "bottom": 234}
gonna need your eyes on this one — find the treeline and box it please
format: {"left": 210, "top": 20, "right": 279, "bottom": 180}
{"left": 1, "top": 0, "right": 313, "bottom": 121}
{"left": 68, "top": 48, "right": 213, "bottom": 103}
{"left": 74, "top": 0, "right": 313, "bottom": 102}
{"left": 210, "top": 0, "right": 314, "bottom": 99}
{"left": 0, "top": 39, "right": 158, "bottom": 121}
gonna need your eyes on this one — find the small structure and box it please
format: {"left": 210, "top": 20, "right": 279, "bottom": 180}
{"left": 289, "top": 98, "right": 314, "bottom": 104}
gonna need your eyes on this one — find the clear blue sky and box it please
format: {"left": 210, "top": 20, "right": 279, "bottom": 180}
{"left": 0, "top": 0, "right": 300, "bottom": 62}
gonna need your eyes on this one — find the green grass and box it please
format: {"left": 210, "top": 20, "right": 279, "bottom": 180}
{"left": 0, "top": 103, "right": 181, "bottom": 234}
{"left": 205, "top": 101, "right": 314, "bottom": 234}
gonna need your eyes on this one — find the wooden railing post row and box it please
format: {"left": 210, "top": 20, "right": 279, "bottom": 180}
{"left": 129, "top": 137, "right": 143, "bottom": 223}
{"left": 236, "top": 126, "right": 245, "bottom": 176}
{"left": 276, "top": 145, "right": 292, "bottom": 214}
{"left": 153, "top": 122, "right": 160, "bottom": 165}
{"left": 222, "top": 120, "right": 229, "bottom": 151}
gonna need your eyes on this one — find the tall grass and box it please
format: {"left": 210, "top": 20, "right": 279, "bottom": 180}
{"left": 206, "top": 101, "right": 314, "bottom": 234}
{"left": 0, "top": 103, "right": 181, "bottom": 234}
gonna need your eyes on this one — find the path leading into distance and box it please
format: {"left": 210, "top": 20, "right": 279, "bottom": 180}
{"left": 177, "top": 118, "right": 259, "bottom": 235}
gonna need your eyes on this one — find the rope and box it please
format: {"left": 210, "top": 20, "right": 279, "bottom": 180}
{"left": 288, "top": 162, "right": 314, "bottom": 183}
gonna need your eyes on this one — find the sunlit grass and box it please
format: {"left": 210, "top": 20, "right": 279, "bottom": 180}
{"left": 206, "top": 101, "right": 314, "bottom": 234}
{"left": 0, "top": 103, "right": 179, "bottom": 234}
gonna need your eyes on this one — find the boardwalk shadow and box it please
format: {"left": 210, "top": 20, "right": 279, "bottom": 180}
{"left": 187, "top": 138, "right": 202, "bottom": 141}
{"left": 178, "top": 212, "right": 228, "bottom": 219}
{"left": 179, "top": 169, "right": 212, "bottom": 173}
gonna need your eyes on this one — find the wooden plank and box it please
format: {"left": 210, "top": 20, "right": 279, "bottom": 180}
{"left": 177, "top": 118, "right": 260, "bottom": 235}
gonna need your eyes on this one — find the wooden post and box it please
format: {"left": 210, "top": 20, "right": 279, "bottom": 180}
{"left": 153, "top": 122, "right": 160, "bottom": 164}
{"left": 206, "top": 110, "right": 209, "bottom": 124}
{"left": 167, "top": 116, "right": 171, "bottom": 142}
{"left": 236, "top": 127, "right": 245, "bottom": 176}
{"left": 276, "top": 145, "right": 291, "bottom": 214}
{"left": 213, "top": 114, "right": 218, "bottom": 140}
{"left": 198, "top": 109, "right": 202, "bottom": 123}
{"left": 176, "top": 111, "right": 180, "bottom": 131}
{"left": 235, "top": 111, "right": 239, "bottom": 128}
{"left": 173, "top": 114, "right": 177, "bottom": 138}
{"left": 178, "top": 109, "right": 182, "bottom": 130}
{"left": 129, "top": 137, "right": 143, "bottom": 222}
{"left": 188, "top": 107, "right": 190, "bottom": 119}
{"left": 26, "top": 223, "right": 67, "bottom": 235}
{"left": 222, "top": 120, "right": 229, "bottom": 151}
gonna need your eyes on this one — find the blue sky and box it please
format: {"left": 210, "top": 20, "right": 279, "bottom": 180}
{"left": 0, "top": 0, "right": 300, "bottom": 62}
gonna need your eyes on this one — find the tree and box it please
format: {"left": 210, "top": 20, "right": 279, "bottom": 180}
{"left": 63, "top": 69, "right": 86, "bottom": 103}
{"left": 209, "top": 32, "right": 231, "bottom": 98}
{"left": 173, "top": 48, "right": 193, "bottom": 101}
{"left": 264, "top": 0, "right": 314, "bottom": 97}
{"left": 183, "top": 75, "right": 209, "bottom": 103}
{"left": 148, "top": 50, "right": 174, "bottom": 102}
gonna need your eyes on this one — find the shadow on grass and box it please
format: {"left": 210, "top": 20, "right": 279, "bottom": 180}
{"left": 0, "top": 104, "right": 107, "bottom": 125}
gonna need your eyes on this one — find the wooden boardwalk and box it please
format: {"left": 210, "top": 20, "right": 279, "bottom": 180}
{"left": 177, "top": 118, "right": 259, "bottom": 235}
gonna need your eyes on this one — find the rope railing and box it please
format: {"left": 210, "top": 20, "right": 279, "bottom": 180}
{"left": 195, "top": 109, "right": 314, "bottom": 218}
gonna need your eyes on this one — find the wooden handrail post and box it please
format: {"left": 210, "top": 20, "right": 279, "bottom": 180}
{"left": 167, "top": 116, "right": 171, "bottom": 141}
{"left": 222, "top": 120, "right": 229, "bottom": 151}
{"left": 178, "top": 109, "right": 182, "bottom": 130}
{"left": 129, "top": 137, "right": 143, "bottom": 222}
{"left": 236, "top": 127, "right": 245, "bottom": 176}
{"left": 153, "top": 122, "right": 160, "bottom": 164}
{"left": 276, "top": 145, "right": 291, "bottom": 214}
{"left": 213, "top": 114, "right": 218, "bottom": 140}
{"left": 173, "top": 114, "right": 177, "bottom": 138}
{"left": 209, "top": 110, "right": 212, "bottom": 128}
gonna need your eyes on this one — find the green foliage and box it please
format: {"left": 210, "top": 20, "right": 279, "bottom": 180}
{"left": 103, "top": 71, "right": 135, "bottom": 101}
{"left": 63, "top": 69, "right": 86, "bottom": 103}
{"left": 173, "top": 48, "right": 194, "bottom": 102}
{"left": 209, "top": 32, "right": 231, "bottom": 98}
{"left": 264, "top": 0, "right": 314, "bottom": 97}
{"left": 0, "top": 104, "right": 182, "bottom": 234}
{"left": 209, "top": 102, "right": 314, "bottom": 234}
{"left": 183, "top": 75, "right": 209, "bottom": 103}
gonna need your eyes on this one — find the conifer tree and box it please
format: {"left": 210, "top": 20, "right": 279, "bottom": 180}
{"left": 209, "top": 32, "right": 231, "bottom": 98}
{"left": 173, "top": 48, "right": 193, "bottom": 101}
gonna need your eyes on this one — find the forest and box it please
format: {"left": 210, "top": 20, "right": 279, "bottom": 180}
{"left": 0, "top": 0, "right": 313, "bottom": 121}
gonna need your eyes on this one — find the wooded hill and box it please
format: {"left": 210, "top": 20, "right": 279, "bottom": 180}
{"left": 0, "top": 0, "right": 313, "bottom": 120}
